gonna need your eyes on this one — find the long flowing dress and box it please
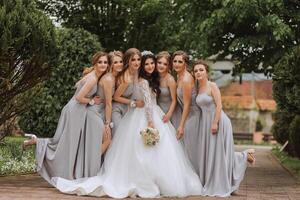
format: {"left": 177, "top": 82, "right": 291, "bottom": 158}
{"left": 157, "top": 86, "right": 181, "bottom": 129}
{"left": 196, "top": 92, "right": 247, "bottom": 197}
{"left": 35, "top": 78, "right": 104, "bottom": 185}
{"left": 52, "top": 79, "right": 203, "bottom": 198}
{"left": 85, "top": 83, "right": 110, "bottom": 162}
{"left": 176, "top": 88, "right": 202, "bottom": 172}
{"left": 111, "top": 82, "right": 134, "bottom": 135}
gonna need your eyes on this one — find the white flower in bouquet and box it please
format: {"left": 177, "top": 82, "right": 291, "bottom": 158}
{"left": 140, "top": 127, "right": 160, "bottom": 146}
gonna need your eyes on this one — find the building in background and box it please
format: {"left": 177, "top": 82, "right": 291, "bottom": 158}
{"left": 209, "top": 61, "right": 276, "bottom": 140}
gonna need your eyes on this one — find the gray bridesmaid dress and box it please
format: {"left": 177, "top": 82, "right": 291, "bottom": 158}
{"left": 196, "top": 92, "right": 247, "bottom": 197}
{"left": 35, "top": 79, "right": 104, "bottom": 185}
{"left": 157, "top": 86, "right": 181, "bottom": 129}
{"left": 177, "top": 88, "right": 201, "bottom": 172}
{"left": 111, "top": 82, "right": 134, "bottom": 135}
{"left": 91, "top": 82, "right": 114, "bottom": 121}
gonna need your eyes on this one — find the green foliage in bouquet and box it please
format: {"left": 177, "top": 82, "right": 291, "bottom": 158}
{"left": 140, "top": 127, "right": 160, "bottom": 146}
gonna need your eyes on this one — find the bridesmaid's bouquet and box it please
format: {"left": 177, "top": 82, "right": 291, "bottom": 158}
{"left": 140, "top": 127, "right": 160, "bottom": 146}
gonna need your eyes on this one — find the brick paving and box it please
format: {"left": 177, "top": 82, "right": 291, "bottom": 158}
{"left": 0, "top": 146, "right": 300, "bottom": 200}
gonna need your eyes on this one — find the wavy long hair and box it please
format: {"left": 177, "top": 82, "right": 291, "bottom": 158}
{"left": 116, "top": 48, "right": 141, "bottom": 85}
{"left": 171, "top": 50, "right": 189, "bottom": 70}
{"left": 139, "top": 53, "right": 161, "bottom": 97}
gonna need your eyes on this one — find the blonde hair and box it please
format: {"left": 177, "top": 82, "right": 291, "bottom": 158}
{"left": 108, "top": 50, "right": 123, "bottom": 72}
{"left": 156, "top": 51, "right": 171, "bottom": 70}
{"left": 82, "top": 51, "right": 108, "bottom": 76}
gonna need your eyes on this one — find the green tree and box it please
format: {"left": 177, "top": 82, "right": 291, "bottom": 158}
{"left": 289, "top": 115, "right": 300, "bottom": 158}
{"left": 18, "top": 28, "right": 101, "bottom": 137}
{"left": 172, "top": 0, "right": 300, "bottom": 74}
{"left": 0, "top": 0, "right": 57, "bottom": 138}
{"left": 273, "top": 45, "right": 300, "bottom": 115}
{"left": 272, "top": 44, "right": 300, "bottom": 156}
{"left": 36, "top": 0, "right": 180, "bottom": 52}
{"left": 272, "top": 109, "right": 295, "bottom": 154}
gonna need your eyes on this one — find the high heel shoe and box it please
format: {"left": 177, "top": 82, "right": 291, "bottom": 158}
{"left": 246, "top": 148, "right": 255, "bottom": 165}
{"left": 22, "top": 133, "right": 37, "bottom": 149}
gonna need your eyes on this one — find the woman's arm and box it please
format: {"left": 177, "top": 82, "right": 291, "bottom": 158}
{"left": 75, "top": 77, "right": 97, "bottom": 104}
{"left": 101, "top": 129, "right": 111, "bottom": 154}
{"left": 140, "top": 79, "right": 154, "bottom": 128}
{"left": 101, "top": 76, "right": 113, "bottom": 124}
{"left": 211, "top": 82, "right": 222, "bottom": 134}
{"left": 113, "top": 80, "right": 144, "bottom": 108}
{"left": 176, "top": 75, "right": 193, "bottom": 139}
{"left": 162, "top": 75, "right": 177, "bottom": 123}
{"left": 113, "top": 82, "right": 131, "bottom": 104}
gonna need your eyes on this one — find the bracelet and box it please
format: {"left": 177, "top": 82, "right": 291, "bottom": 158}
{"left": 88, "top": 99, "right": 95, "bottom": 105}
{"left": 130, "top": 100, "right": 136, "bottom": 108}
{"left": 105, "top": 122, "right": 114, "bottom": 128}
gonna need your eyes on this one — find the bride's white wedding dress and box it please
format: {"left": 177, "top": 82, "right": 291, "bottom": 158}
{"left": 52, "top": 79, "right": 203, "bottom": 198}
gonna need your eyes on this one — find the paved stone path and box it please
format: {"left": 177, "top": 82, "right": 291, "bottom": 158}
{"left": 1, "top": 146, "right": 300, "bottom": 200}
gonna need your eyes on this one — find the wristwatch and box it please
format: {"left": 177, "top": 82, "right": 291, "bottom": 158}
{"left": 130, "top": 100, "right": 136, "bottom": 108}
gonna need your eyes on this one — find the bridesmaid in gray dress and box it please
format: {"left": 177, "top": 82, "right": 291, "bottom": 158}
{"left": 96, "top": 51, "right": 124, "bottom": 137}
{"left": 23, "top": 52, "right": 109, "bottom": 184}
{"left": 172, "top": 50, "right": 201, "bottom": 171}
{"left": 113, "top": 48, "right": 144, "bottom": 132}
{"left": 193, "top": 60, "right": 255, "bottom": 197}
{"left": 156, "top": 51, "right": 180, "bottom": 128}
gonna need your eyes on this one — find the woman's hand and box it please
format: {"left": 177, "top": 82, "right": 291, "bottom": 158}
{"left": 93, "top": 96, "right": 101, "bottom": 105}
{"left": 148, "top": 121, "right": 155, "bottom": 128}
{"left": 136, "top": 100, "right": 145, "bottom": 108}
{"left": 103, "top": 125, "right": 112, "bottom": 142}
{"left": 212, "top": 123, "right": 218, "bottom": 134}
{"left": 176, "top": 126, "right": 184, "bottom": 140}
{"left": 162, "top": 113, "right": 171, "bottom": 123}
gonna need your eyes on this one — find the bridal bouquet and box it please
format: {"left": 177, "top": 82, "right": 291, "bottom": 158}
{"left": 140, "top": 127, "right": 160, "bottom": 146}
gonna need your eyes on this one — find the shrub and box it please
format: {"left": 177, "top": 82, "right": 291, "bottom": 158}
{"left": 18, "top": 28, "right": 101, "bottom": 137}
{"left": 0, "top": 0, "right": 57, "bottom": 138}
{"left": 272, "top": 109, "right": 295, "bottom": 154}
{"left": 289, "top": 115, "right": 300, "bottom": 158}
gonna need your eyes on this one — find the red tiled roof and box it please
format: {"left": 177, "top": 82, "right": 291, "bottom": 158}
{"left": 220, "top": 80, "right": 276, "bottom": 111}
{"left": 220, "top": 80, "right": 273, "bottom": 99}
{"left": 222, "top": 96, "right": 257, "bottom": 110}
{"left": 256, "top": 99, "right": 276, "bottom": 111}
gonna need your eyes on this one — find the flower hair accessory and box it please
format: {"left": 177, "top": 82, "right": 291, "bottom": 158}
{"left": 141, "top": 50, "right": 154, "bottom": 57}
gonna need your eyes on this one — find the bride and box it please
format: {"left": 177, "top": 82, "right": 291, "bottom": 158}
{"left": 52, "top": 51, "right": 203, "bottom": 198}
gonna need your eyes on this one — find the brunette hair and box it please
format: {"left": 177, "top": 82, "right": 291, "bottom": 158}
{"left": 116, "top": 48, "right": 141, "bottom": 84}
{"left": 171, "top": 50, "right": 189, "bottom": 67}
{"left": 139, "top": 53, "right": 161, "bottom": 97}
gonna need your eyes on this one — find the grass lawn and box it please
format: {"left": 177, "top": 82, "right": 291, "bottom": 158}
{"left": 0, "top": 136, "right": 36, "bottom": 176}
{"left": 272, "top": 146, "right": 300, "bottom": 179}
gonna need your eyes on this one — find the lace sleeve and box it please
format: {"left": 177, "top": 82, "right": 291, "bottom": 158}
{"left": 140, "top": 79, "right": 153, "bottom": 123}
